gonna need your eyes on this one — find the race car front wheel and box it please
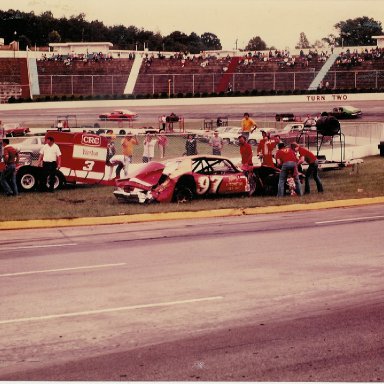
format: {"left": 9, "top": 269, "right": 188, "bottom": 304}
{"left": 174, "top": 185, "right": 193, "bottom": 203}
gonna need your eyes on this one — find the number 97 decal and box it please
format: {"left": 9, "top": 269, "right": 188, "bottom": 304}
{"left": 196, "top": 175, "right": 223, "bottom": 195}
{"left": 83, "top": 160, "right": 95, "bottom": 171}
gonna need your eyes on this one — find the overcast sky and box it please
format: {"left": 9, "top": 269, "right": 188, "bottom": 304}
{"left": 1, "top": 0, "right": 384, "bottom": 50}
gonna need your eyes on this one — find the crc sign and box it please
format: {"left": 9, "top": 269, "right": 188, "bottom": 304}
{"left": 81, "top": 135, "right": 101, "bottom": 146}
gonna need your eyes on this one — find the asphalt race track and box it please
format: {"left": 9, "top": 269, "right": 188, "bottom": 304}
{"left": 0, "top": 204, "right": 384, "bottom": 381}
{"left": 0, "top": 98, "right": 384, "bottom": 124}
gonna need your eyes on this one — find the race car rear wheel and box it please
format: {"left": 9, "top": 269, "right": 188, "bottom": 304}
{"left": 174, "top": 185, "right": 193, "bottom": 203}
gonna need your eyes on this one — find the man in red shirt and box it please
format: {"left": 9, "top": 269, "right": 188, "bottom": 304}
{"left": 275, "top": 142, "right": 301, "bottom": 197}
{"left": 257, "top": 130, "right": 279, "bottom": 167}
{"left": 0, "top": 139, "right": 19, "bottom": 196}
{"left": 238, "top": 135, "right": 253, "bottom": 170}
{"left": 292, "top": 142, "right": 323, "bottom": 194}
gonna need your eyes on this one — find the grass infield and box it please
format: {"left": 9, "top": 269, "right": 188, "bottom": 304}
{"left": 0, "top": 155, "right": 383, "bottom": 222}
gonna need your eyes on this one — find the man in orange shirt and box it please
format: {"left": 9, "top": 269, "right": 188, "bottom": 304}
{"left": 241, "top": 112, "right": 257, "bottom": 141}
{"left": 121, "top": 132, "right": 138, "bottom": 177}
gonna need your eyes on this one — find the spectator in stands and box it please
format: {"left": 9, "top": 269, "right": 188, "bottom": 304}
{"left": 292, "top": 142, "right": 323, "bottom": 194}
{"left": 0, "top": 139, "right": 19, "bottom": 196}
{"left": 121, "top": 132, "right": 138, "bottom": 177}
{"left": 184, "top": 134, "right": 197, "bottom": 156}
{"left": 209, "top": 130, "right": 224, "bottom": 155}
{"left": 241, "top": 113, "right": 257, "bottom": 141}
{"left": 275, "top": 142, "right": 301, "bottom": 197}
{"left": 56, "top": 120, "right": 64, "bottom": 131}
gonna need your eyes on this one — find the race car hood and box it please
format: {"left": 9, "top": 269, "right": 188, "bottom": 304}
{"left": 116, "top": 162, "right": 165, "bottom": 191}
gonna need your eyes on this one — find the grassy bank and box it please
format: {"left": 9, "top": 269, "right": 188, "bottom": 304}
{"left": 0, "top": 156, "right": 383, "bottom": 222}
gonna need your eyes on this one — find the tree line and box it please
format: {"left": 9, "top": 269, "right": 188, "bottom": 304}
{"left": 0, "top": 9, "right": 382, "bottom": 53}
{"left": 0, "top": 9, "right": 222, "bottom": 53}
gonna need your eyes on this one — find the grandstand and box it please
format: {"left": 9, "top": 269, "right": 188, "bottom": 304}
{"left": 0, "top": 44, "right": 383, "bottom": 102}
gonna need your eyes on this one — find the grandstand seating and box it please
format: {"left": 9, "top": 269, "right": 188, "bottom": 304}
{"left": 1, "top": 49, "right": 384, "bottom": 101}
{"left": 36, "top": 58, "right": 134, "bottom": 95}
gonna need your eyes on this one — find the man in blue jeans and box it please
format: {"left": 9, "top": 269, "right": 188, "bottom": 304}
{"left": 0, "top": 139, "right": 19, "bottom": 196}
{"left": 275, "top": 142, "right": 302, "bottom": 197}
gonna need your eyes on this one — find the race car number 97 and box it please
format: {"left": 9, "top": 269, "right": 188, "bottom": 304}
{"left": 196, "top": 175, "right": 223, "bottom": 195}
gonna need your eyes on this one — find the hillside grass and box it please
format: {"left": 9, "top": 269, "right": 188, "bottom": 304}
{"left": 0, "top": 156, "right": 383, "bottom": 222}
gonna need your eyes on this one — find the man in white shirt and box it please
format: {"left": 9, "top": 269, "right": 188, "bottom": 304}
{"left": 38, "top": 136, "right": 62, "bottom": 192}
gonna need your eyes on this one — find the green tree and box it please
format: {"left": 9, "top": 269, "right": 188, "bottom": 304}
{"left": 200, "top": 32, "right": 222, "bottom": 50}
{"left": 48, "top": 30, "right": 61, "bottom": 43}
{"left": 334, "top": 16, "right": 383, "bottom": 46}
{"left": 295, "top": 32, "right": 311, "bottom": 49}
{"left": 245, "top": 36, "right": 267, "bottom": 51}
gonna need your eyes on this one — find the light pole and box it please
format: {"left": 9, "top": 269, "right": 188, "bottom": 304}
{"left": 13, "top": 31, "right": 17, "bottom": 58}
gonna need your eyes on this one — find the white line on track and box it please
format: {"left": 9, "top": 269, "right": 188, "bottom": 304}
{"left": 315, "top": 215, "right": 384, "bottom": 225}
{"left": 0, "top": 243, "right": 77, "bottom": 251}
{"left": 0, "top": 296, "right": 224, "bottom": 325}
{"left": 0, "top": 263, "right": 127, "bottom": 277}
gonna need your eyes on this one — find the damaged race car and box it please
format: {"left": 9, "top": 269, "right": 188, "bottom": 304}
{"left": 114, "top": 155, "right": 259, "bottom": 204}
{"left": 113, "top": 155, "right": 289, "bottom": 203}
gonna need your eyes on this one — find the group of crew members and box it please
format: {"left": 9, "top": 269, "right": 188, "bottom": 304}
{"left": 238, "top": 128, "right": 323, "bottom": 196}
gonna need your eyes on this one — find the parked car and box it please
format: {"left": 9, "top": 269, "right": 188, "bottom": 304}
{"left": 14, "top": 136, "right": 45, "bottom": 160}
{"left": 275, "top": 124, "right": 332, "bottom": 146}
{"left": 99, "top": 110, "right": 138, "bottom": 121}
{"left": 219, "top": 126, "right": 275, "bottom": 146}
{"left": 3, "top": 123, "right": 30, "bottom": 137}
{"left": 275, "top": 112, "right": 297, "bottom": 122}
{"left": 114, "top": 155, "right": 258, "bottom": 203}
{"left": 328, "top": 105, "right": 362, "bottom": 119}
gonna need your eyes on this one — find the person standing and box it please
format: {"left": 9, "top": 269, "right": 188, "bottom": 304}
{"left": 241, "top": 112, "right": 257, "bottom": 141}
{"left": 185, "top": 134, "right": 197, "bottom": 156}
{"left": 142, "top": 132, "right": 157, "bottom": 163}
{"left": 121, "top": 132, "right": 138, "bottom": 177}
{"left": 157, "top": 133, "right": 168, "bottom": 159}
{"left": 160, "top": 115, "right": 167, "bottom": 132}
{"left": 238, "top": 135, "right": 253, "bottom": 171}
{"left": 0, "top": 139, "right": 19, "bottom": 196}
{"left": 209, "top": 129, "right": 224, "bottom": 155}
{"left": 275, "top": 142, "right": 301, "bottom": 197}
{"left": 37, "top": 136, "right": 62, "bottom": 192}
{"left": 257, "top": 130, "right": 279, "bottom": 167}
{"left": 292, "top": 142, "right": 323, "bottom": 194}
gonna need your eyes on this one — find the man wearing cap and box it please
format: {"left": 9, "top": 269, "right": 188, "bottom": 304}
{"left": 121, "top": 132, "right": 138, "bottom": 177}
{"left": 209, "top": 130, "right": 224, "bottom": 155}
{"left": 275, "top": 142, "right": 301, "bottom": 197}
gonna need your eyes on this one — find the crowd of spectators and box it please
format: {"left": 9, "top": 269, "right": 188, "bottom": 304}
{"left": 39, "top": 51, "right": 115, "bottom": 65}
{"left": 335, "top": 47, "right": 384, "bottom": 68}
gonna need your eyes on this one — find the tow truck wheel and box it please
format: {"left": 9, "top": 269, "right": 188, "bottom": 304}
{"left": 45, "top": 171, "right": 65, "bottom": 190}
{"left": 17, "top": 167, "right": 38, "bottom": 192}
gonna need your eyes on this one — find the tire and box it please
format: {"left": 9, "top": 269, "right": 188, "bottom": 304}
{"left": 119, "top": 130, "right": 126, "bottom": 135}
{"left": 223, "top": 138, "right": 230, "bottom": 145}
{"left": 248, "top": 139, "right": 257, "bottom": 146}
{"left": 44, "top": 171, "right": 65, "bottom": 190}
{"left": 17, "top": 167, "right": 39, "bottom": 192}
{"left": 174, "top": 185, "right": 194, "bottom": 203}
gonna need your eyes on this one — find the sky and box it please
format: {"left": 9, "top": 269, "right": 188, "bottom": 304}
{"left": 1, "top": 0, "right": 384, "bottom": 50}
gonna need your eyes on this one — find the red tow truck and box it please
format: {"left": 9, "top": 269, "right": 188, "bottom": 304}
{"left": 1, "top": 131, "right": 119, "bottom": 192}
